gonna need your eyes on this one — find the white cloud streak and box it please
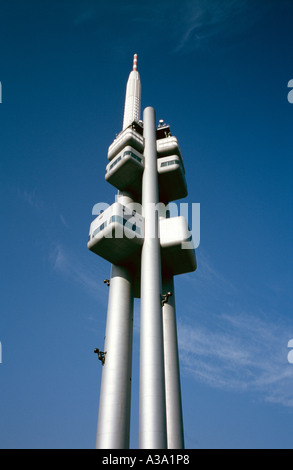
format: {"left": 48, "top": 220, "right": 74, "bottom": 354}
{"left": 124, "top": 0, "right": 276, "bottom": 54}
{"left": 18, "top": 188, "right": 43, "bottom": 210}
{"left": 71, "top": 0, "right": 275, "bottom": 55}
{"left": 173, "top": 0, "right": 275, "bottom": 53}
{"left": 49, "top": 243, "right": 107, "bottom": 304}
{"left": 178, "top": 299, "right": 293, "bottom": 407}
{"left": 176, "top": 249, "right": 293, "bottom": 407}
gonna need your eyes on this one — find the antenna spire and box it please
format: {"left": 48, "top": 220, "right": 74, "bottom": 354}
{"left": 133, "top": 53, "right": 138, "bottom": 71}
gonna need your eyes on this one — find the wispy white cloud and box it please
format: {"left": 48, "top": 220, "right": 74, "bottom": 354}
{"left": 179, "top": 250, "right": 240, "bottom": 317}
{"left": 176, "top": 248, "right": 293, "bottom": 407}
{"left": 178, "top": 310, "right": 293, "bottom": 407}
{"left": 172, "top": 0, "right": 275, "bottom": 53}
{"left": 59, "top": 213, "right": 70, "bottom": 229}
{"left": 192, "top": 250, "right": 239, "bottom": 295}
{"left": 18, "top": 188, "right": 43, "bottom": 210}
{"left": 70, "top": 0, "right": 276, "bottom": 58}
{"left": 49, "top": 243, "right": 107, "bottom": 304}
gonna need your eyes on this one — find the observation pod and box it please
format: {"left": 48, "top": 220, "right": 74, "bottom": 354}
{"left": 88, "top": 202, "right": 144, "bottom": 267}
{"left": 158, "top": 155, "right": 187, "bottom": 203}
{"left": 108, "top": 121, "right": 144, "bottom": 161}
{"left": 105, "top": 145, "right": 144, "bottom": 199}
{"left": 88, "top": 210, "right": 196, "bottom": 280}
{"left": 157, "top": 135, "right": 183, "bottom": 161}
{"left": 160, "top": 216, "right": 197, "bottom": 277}
{"left": 156, "top": 124, "right": 187, "bottom": 202}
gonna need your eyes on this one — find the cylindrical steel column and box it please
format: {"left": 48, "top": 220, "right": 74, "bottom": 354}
{"left": 162, "top": 276, "right": 185, "bottom": 449}
{"left": 96, "top": 263, "right": 134, "bottom": 449}
{"left": 139, "top": 106, "right": 167, "bottom": 449}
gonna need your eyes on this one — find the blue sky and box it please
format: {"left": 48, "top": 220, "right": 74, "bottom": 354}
{"left": 0, "top": 0, "right": 293, "bottom": 449}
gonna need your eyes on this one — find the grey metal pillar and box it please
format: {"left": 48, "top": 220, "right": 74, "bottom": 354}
{"left": 162, "top": 276, "right": 185, "bottom": 449}
{"left": 139, "top": 107, "right": 167, "bottom": 449}
{"left": 96, "top": 263, "right": 133, "bottom": 449}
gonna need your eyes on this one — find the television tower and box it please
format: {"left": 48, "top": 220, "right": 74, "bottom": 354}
{"left": 88, "top": 55, "right": 196, "bottom": 449}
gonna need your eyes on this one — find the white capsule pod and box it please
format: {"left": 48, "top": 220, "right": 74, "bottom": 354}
{"left": 157, "top": 136, "right": 184, "bottom": 166}
{"left": 157, "top": 155, "right": 187, "bottom": 202}
{"left": 108, "top": 122, "right": 144, "bottom": 161}
{"left": 88, "top": 202, "right": 144, "bottom": 267}
{"left": 105, "top": 146, "right": 144, "bottom": 197}
{"left": 159, "top": 216, "right": 197, "bottom": 276}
